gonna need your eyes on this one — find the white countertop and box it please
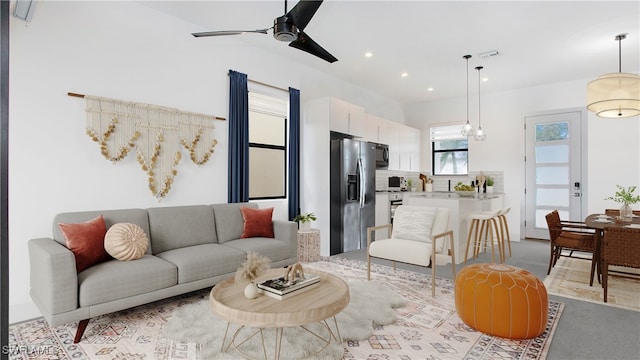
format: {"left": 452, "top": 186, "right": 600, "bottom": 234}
{"left": 404, "top": 192, "right": 501, "bottom": 200}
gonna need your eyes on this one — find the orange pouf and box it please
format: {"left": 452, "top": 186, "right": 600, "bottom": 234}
{"left": 455, "top": 263, "right": 548, "bottom": 339}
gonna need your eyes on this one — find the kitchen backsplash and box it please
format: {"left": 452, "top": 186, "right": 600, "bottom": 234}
{"left": 376, "top": 170, "right": 504, "bottom": 193}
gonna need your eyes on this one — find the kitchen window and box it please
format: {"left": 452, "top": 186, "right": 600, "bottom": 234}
{"left": 430, "top": 124, "right": 469, "bottom": 175}
{"left": 248, "top": 92, "right": 288, "bottom": 200}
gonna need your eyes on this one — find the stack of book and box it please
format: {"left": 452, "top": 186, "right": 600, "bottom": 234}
{"left": 258, "top": 274, "right": 320, "bottom": 300}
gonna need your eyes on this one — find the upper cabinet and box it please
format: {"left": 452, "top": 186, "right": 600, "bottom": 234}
{"left": 328, "top": 98, "right": 365, "bottom": 137}
{"left": 398, "top": 125, "right": 421, "bottom": 171}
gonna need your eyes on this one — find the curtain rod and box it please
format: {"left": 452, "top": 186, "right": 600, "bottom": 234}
{"left": 67, "top": 92, "right": 226, "bottom": 121}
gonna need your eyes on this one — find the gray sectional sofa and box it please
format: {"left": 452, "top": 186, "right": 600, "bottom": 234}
{"left": 28, "top": 202, "right": 298, "bottom": 343}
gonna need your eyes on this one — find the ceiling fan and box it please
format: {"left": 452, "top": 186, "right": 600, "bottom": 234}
{"left": 192, "top": 0, "right": 337, "bottom": 63}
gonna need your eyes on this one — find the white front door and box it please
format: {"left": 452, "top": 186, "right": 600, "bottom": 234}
{"left": 524, "top": 110, "right": 586, "bottom": 239}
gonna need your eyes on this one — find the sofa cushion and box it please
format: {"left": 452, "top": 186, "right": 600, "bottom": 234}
{"left": 240, "top": 206, "right": 274, "bottom": 238}
{"left": 53, "top": 209, "right": 151, "bottom": 256}
{"left": 212, "top": 203, "right": 258, "bottom": 243}
{"left": 147, "top": 205, "right": 217, "bottom": 254}
{"left": 77, "top": 255, "right": 177, "bottom": 307}
{"left": 58, "top": 215, "right": 110, "bottom": 273}
{"left": 392, "top": 206, "right": 437, "bottom": 243}
{"left": 156, "top": 244, "right": 247, "bottom": 284}
{"left": 104, "top": 223, "right": 149, "bottom": 261}
{"left": 223, "top": 238, "right": 293, "bottom": 263}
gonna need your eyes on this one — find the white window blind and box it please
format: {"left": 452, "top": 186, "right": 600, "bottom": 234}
{"left": 430, "top": 124, "right": 465, "bottom": 141}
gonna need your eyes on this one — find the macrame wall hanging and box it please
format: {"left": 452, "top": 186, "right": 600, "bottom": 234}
{"left": 70, "top": 92, "right": 224, "bottom": 199}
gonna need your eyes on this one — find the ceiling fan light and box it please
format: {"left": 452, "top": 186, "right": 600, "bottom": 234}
{"left": 587, "top": 72, "right": 640, "bottom": 118}
{"left": 273, "top": 16, "right": 298, "bottom": 42}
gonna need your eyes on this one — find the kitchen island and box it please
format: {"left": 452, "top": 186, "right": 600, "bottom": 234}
{"left": 405, "top": 192, "right": 504, "bottom": 264}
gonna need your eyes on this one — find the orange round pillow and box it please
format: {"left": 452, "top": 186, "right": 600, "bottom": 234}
{"left": 104, "top": 223, "right": 149, "bottom": 261}
{"left": 455, "top": 263, "right": 548, "bottom": 339}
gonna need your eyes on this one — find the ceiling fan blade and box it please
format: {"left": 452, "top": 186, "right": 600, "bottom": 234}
{"left": 287, "top": 0, "right": 323, "bottom": 31}
{"left": 289, "top": 31, "right": 337, "bottom": 63}
{"left": 192, "top": 29, "right": 269, "bottom": 37}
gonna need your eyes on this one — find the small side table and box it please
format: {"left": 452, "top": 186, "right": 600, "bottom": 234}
{"left": 297, "top": 229, "right": 320, "bottom": 262}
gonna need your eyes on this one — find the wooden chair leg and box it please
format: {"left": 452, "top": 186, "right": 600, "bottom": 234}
{"left": 547, "top": 244, "right": 555, "bottom": 275}
{"left": 74, "top": 319, "right": 90, "bottom": 343}
{"left": 367, "top": 253, "right": 371, "bottom": 281}
{"left": 603, "top": 262, "right": 609, "bottom": 302}
{"left": 464, "top": 219, "right": 477, "bottom": 265}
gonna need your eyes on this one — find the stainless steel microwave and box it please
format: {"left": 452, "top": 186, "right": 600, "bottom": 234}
{"left": 375, "top": 143, "right": 389, "bottom": 169}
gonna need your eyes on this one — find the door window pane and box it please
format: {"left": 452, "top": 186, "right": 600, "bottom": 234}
{"left": 536, "top": 145, "right": 569, "bottom": 163}
{"left": 536, "top": 122, "right": 569, "bottom": 141}
{"left": 537, "top": 188, "right": 570, "bottom": 207}
{"left": 537, "top": 166, "right": 569, "bottom": 185}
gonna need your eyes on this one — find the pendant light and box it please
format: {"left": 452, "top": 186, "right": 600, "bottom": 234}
{"left": 474, "top": 66, "right": 486, "bottom": 141}
{"left": 460, "top": 55, "right": 475, "bottom": 136}
{"left": 587, "top": 33, "right": 640, "bottom": 118}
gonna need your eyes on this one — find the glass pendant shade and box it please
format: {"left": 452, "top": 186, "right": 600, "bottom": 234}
{"left": 474, "top": 65, "right": 486, "bottom": 141}
{"left": 587, "top": 72, "right": 640, "bottom": 118}
{"left": 474, "top": 127, "right": 486, "bottom": 141}
{"left": 460, "top": 55, "right": 475, "bottom": 137}
{"left": 586, "top": 33, "right": 640, "bottom": 118}
{"left": 461, "top": 121, "right": 475, "bottom": 136}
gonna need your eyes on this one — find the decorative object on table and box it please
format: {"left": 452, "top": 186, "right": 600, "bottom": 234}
{"left": 72, "top": 92, "right": 224, "bottom": 199}
{"left": 419, "top": 173, "right": 432, "bottom": 192}
{"left": 293, "top": 211, "right": 316, "bottom": 231}
{"left": 605, "top": 185, "right": 640, "bottom": 221}
{"left": 475, "top": 173, "right": 486, "bottom": 193}
{"left": 454, "top": 181, "right": 476, "bottom": 196}
{"left": 586, "top": 33, "right": 640, "bottom": 118}
{"left": 456, "top": 263, "right": 548, "bottom": 339}
{"left": 486, "top": 176, "right": 494, "bottom": 193}
{"left": 407, "top": 178, "right": 414, "bottom": 191}
{"left": 257, "top": 263, "right": 320, "bottom": 300}
{"left": 235, "top": 252, "right": 271, "bottom": 299}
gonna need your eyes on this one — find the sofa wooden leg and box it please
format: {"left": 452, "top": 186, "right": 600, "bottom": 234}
{"left": 74, "top": 319, "right": 90, "bottom": 343}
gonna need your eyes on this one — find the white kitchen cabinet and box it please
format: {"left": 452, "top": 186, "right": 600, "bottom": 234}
{"left": 398, "top": 125, "right": 421, "bottom": 171}
{"left": 328, "top": 97, "right": 365, "bottom": 137}
{"left": 363, "top": 114, "right": 382, "bottom": 142}
{"left": 378, "top": 118, "right": 399, "bottom": 170}
{"left": 375, "top": 193, "right": 390, "bottom": 241}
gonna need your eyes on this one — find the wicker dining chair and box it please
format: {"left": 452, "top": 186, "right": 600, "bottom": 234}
{"left": 601, "top": 226, "right": 640, "bottom": 302}
{"left": 544, "top": 210, "right": 597, "bottom": 282}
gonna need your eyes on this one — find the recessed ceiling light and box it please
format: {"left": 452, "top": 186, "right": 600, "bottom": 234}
{"left": 427, "top": 87, "right": 434, "bottom": 92}
{"left": 401, "top": 72, "right": 408, "bottom": 77}
{"left": 482, "top": 77, "right": 489, "bottom": 82}
{"left": 365, "top": 52, "right": 373, "bottom": 57}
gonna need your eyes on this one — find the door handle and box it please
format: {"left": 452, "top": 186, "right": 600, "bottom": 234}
{"left": 358, "top": 158, "right": 365, "bottom": 208}
{"left": 574, "top": 192, "right": 581, "bottom": 197}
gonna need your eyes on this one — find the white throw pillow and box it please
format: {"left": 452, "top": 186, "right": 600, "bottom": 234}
{"left": 391, "top": 206, "right": 437, "bottom": 243}
{"left": 104, "top": 223, "right": 148, "bottom": 261}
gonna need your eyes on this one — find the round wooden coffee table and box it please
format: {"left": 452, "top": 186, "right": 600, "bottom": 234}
{"left": 209, "top": 268, "right": 350, "bottom": 359}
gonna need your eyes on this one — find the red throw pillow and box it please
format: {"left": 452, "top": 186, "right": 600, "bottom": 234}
{"left": 240, "top": 207, "right": 275, "bottom": 238}
{"left": 58, "top": 215, "right": 111, "bottom": 273}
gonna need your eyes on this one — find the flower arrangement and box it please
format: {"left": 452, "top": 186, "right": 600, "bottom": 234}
{"left": 235, "top": 252, "right": 271, "bottom": 284}
{"left": 605, "top": 185, "right": 640, "bottom": 206}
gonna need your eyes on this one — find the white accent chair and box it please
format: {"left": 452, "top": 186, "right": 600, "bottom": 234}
{"left": 366, "top": 205, "right": 456, "bottom": 297}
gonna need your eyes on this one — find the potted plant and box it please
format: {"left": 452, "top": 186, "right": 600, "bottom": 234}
{"left": 486, "top": 177, "right": 495, "bottom": 193}
{"left": 293, "top": 212, "right": 317, "bottom": 231}
{"left": 235, "top": 252, "right": 271, "bottom": 299}
{"left": 605, "top": 185, "right": 640, "bottom": 220}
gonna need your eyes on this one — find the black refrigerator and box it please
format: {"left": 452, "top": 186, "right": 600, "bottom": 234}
{"left": 330, "top": 137, "right": 376, "bottom": 255}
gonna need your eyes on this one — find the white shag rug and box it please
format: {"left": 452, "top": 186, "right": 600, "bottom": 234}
{"left": 162, "top": 280, "right": 404, "bottom": 359}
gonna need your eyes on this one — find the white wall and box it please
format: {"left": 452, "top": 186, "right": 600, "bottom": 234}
{"left": 405, "top": 78, "right": 640, "bottom": 240}
{"left": 9, "top": 1, "right": 404, "bottom": 323}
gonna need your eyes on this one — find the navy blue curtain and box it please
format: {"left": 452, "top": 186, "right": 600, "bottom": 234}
{"left": 288, "top": 88, "right": 300, "bottom": 220}
{"left": 228, "top": 70, "right": 249, "bottom": 203}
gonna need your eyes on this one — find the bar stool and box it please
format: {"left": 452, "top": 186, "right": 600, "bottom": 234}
{"left": 496, "top": 208, "right": 512, "bottom": 258}
{"left": 464, "top": 209, "right": 503, "bottom": 264}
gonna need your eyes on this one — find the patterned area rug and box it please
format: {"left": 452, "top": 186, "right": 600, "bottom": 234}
{"left": 8, "top": 258, "right": 563, "bottom": 359}
{"left": 543, "top": 256, "right": 640, "bottom": 311}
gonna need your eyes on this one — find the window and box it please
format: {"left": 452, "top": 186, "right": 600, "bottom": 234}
{"left": 248, "top": 92, "right": 288, "bottom": 199}
{"left": 431, "top": 124, "right": 468, "bottom": 175}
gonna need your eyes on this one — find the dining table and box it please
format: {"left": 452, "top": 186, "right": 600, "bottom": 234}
{"left": 584, "top": 213, "right": 640, "bottom": 286}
